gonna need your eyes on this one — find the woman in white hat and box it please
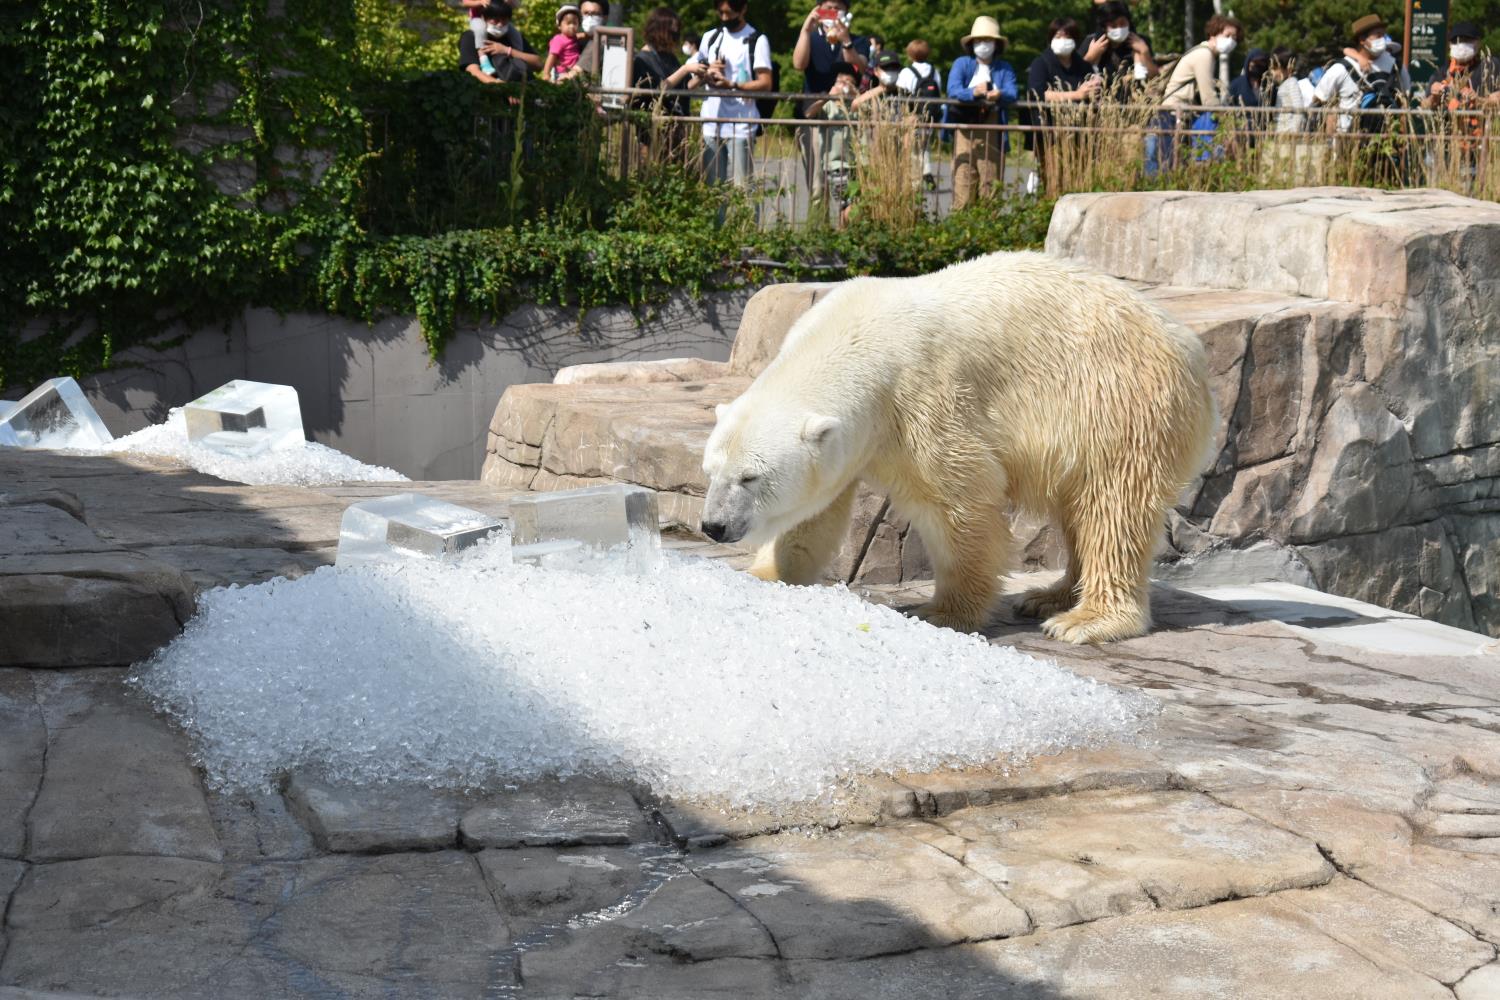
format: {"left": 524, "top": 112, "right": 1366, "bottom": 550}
{"left": 946, "top": 16, "right": 1016, "bottom": 210}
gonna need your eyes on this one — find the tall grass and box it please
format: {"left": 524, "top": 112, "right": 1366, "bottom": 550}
{"left": 612, "top": 92, "right": 1500, "bottom": 237}
{"left": 1032, "top": 99, "right": 1500, "bottom": 201}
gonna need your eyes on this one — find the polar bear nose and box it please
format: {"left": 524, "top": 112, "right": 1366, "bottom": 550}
{"left": 701, "top": 519, "right": 728, "bottom": 542}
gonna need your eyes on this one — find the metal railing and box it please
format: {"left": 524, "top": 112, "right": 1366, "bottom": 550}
{"left": 360, "top": 82, "right": 1500, "bottom": 232}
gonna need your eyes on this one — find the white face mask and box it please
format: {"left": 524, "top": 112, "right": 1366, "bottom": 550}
{"left": 1451, "top": 42, "right": 1477, "bottom": 62}
{"left": 581, "top": 14, "right": 603, "bottom": 33}
{"left": 1215, "top": 35, "right": 1237, "bottom": 55}
{"left": 681, "top": 42, "right": 695, "bottom": 55}
{"left": 1051, "top": 37, "right": 1076, "bottom": 57}
{"left": 878, "top": 70, "right": 897, "bottom": 85}
{"left": 1106, "top": 26, "right": 1130, "bottom": 43}
{"left": 486, "top": 23, "right": 508, "bottom": 39}
{"left": 1366, "top": 35, "right": 1388, "bottom": 55}
{"left": 972, "top": 40, "right": 996, "bottom": 60}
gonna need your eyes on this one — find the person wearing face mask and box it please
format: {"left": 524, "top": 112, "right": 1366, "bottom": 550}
{"left": 1311, "top": 14, "right": 1410, "bottom": 135}
{"left": 1152, "top": 14, "right": 1241, "bottom": 175}
{"left": 851, "top": 49, "right": 905, "bottom": 108}
{"left": 1228, "top": 48, "right": 1270, "bottom": 108}
{"left": 1082, "top": 0, "right": 1157, "bottom": 99}
{"left": 459, "top": 2, "right": 541, "bottom": 83}
{"left": 1026, "top": 18, "right": 1102, "bottom": 178}
{"left": 632, "top": 7, "right": 705, "bottom": 138}
{"left": 947, "top": 16, "right": 1017, "bottom": 210}
{"left": 1424, "top": 22, "right": 1500, "bottom": 110}
{"left": 692, "top": 0, "right": 775, "bottom": 191}
{"left": 571, "top": 0, "right": 612, "bottom": 78}
{"left": 793, "top": 0, "right": 870, "bottom": 211}
{"left": 1027, "top": 18, "right": 1101, "bottom": 106}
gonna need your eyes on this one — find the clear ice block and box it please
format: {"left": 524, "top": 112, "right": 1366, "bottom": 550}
{"left": 508, "top": 484, "right": 660, "bottom": 554}
{"left": 0, "top": 377, "right": 114, "bottom": 449}
{"left": 184, "top": 380, "right": 304, "bottom": 457}
{"left": 337, "top": 494, "right": 508, "bottom": 566}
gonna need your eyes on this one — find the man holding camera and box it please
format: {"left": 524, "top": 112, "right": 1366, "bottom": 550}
{"left": 793, "top": 0, "right": 871, "bottom": 212}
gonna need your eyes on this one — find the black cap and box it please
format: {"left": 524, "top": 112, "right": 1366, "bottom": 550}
{"left": 831, "top": 60, "right": 858, "bottom": 77}
{"left": 876, "top": 50, "right": 903, "bottom": 69}
{"left": 1449, "top": 21, "right": 1481, "bottom": 41}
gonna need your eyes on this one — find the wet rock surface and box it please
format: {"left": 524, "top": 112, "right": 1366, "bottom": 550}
{"left": 1, "top": 451, "right": 1497, "bottom": 997}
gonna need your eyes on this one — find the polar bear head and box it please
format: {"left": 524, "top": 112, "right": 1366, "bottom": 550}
{"left": 700, "top": 397, "right": 846, "bottom": 546}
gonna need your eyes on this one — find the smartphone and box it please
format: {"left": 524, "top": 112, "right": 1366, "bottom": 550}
{"left": 817, "top": 4, "right": 849, "bottom": 32}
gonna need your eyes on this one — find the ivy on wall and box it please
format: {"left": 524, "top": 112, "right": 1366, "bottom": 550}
{"left": 0, "top": 0, "right": 364, "bottom": 387}
{"left": 317, "top": 193, "right": 1056, "bottom": 359}
{"left": 0, "top": 2, "right": 1052, "bottom": 391}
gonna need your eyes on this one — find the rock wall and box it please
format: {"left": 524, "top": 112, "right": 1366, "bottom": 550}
{"left": 1049, "top": 188, "right": 1500, "bottom": 635}
{"left": 13, "top": 291, "right": 751, "bottom": 480}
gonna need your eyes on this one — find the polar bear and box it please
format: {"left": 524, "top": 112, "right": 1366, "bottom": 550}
{"left": 699, "top": 251, "right": 1215, "bottom": 644}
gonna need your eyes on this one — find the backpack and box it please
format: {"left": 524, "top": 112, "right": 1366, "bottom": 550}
{"left": 908, "top": 65, "right": 942, "bottom": 120}
{"left": 1336, "top": 55, "right": 1397, "bottom": 132}
{"left": 700, "top": 26, "right": 782, "bottom": 128}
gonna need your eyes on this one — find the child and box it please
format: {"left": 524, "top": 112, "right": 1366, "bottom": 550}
{"left": 806, "top": 61, "right": 861, "bottom": 225}
{"left": 543, "top": 5, "right": 585, "bottom": 81}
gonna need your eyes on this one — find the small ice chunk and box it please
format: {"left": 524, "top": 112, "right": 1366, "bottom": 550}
{"left": 184, "top": 380, "right": 304, "bottom": 457}
{"left": 0, "top": 377, "right": 114, "bottom": 449}
{"left": 337, "top": 493, "right": 507, "bottom": 566}
{"left": 512, "top": 538, "right": 588, "bottom": 567}
{"left": 509, "top": 484, "right": 660, "bottom": 554}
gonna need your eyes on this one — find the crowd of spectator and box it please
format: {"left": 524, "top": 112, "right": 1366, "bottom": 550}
{"left": 456, "top": 0, "right": 1498, "bottom": 205}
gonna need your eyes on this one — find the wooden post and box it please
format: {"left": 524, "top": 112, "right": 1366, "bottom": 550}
{"left": 1403, "top": 0, "right": 1414, "bottom": 70}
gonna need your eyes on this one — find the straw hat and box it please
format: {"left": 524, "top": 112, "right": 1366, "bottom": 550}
{"left": 962, "top": 16, "right": 1007, "bottom": 49}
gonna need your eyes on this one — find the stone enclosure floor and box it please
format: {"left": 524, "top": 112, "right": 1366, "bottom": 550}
{"left": 3, "top": 450, "right": 1500, "bottom": 999}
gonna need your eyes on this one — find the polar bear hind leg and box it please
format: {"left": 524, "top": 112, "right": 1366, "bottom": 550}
{"left": 1015, "top": 518, "right": 1080, "bottom": 620}
{"left": 1041, "top": 485, "right": 1159, "bottom": 644}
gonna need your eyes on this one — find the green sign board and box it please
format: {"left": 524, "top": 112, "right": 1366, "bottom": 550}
{"left": 1406, "top": 0, "right": 1449, "bottom": 85}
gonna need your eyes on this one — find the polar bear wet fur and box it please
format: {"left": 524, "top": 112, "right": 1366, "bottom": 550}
{"left": 699, "top": 251, "right": 1215, "bottom": 644}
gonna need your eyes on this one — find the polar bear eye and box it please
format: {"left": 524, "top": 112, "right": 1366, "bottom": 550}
{"left": 738, "top": 474, "right": 760, "bottom": 487}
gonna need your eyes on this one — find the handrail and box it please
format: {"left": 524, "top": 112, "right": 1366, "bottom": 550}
{"left": 647, "top": 113, "right": 1490, "bottom": 142}
{"left": 586, "top": 84, "right": 1483, "bottom": 119}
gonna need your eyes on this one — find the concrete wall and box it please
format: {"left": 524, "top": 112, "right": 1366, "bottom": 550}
{"left": 60, "top": 291, "right": 752, "bottom": 480}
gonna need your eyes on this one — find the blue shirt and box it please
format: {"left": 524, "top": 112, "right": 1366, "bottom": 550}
{"left": 947, "top": 54, "right": 1017, "bottom": 124}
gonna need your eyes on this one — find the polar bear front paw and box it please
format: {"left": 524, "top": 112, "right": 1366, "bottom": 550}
{"left": 912, "top": 602, "right": 988, "bottom": 633}
{"left": 1041, "top": 606, "right": 1149, "bottom": 644}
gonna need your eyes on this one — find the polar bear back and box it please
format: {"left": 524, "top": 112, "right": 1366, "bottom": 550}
{"left": 749, "top": 250, "right": 1215, "bottom": 513}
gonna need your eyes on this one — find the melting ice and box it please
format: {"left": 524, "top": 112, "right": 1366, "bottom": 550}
{"left": 132, "top": 543, "right": 1156, "bottom": 809}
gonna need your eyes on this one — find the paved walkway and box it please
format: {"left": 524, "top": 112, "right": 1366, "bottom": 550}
{"left": 2, "top": 449, "right": 1499, "bottom": 998}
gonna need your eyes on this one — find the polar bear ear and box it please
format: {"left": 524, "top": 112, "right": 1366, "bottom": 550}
{"left": 800, "top": 414, "right": 841, "bottom": 446}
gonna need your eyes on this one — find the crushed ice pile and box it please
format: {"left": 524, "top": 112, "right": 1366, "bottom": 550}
{"left": 104, "top": 408, "right": 405, "bottom": 487}
{"left": 131, "top": 543, "right": 1156, "bottom": 809}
